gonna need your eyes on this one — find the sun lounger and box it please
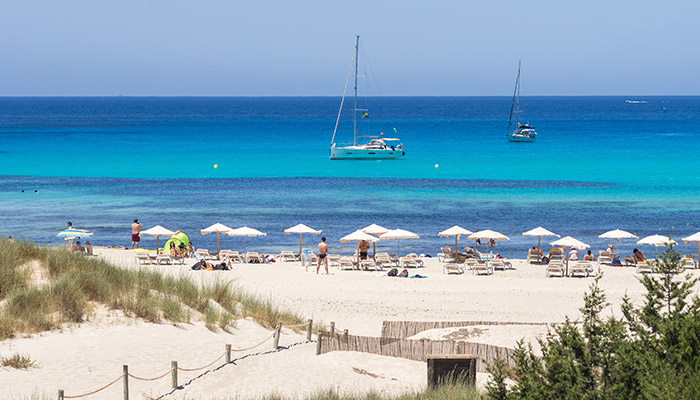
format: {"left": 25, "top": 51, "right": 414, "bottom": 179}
{"left": 488, "top": 258, "right": 512, "bottom": 271}
{"left": 438, "top": 246, "right": 460, "bottom": 263}
{"left": 472, "top": 262, "right": 493, "bottom": 276}
{"left": 155, "top": 254, "right": 172, "bottom": 265}
{"left": 598, "top": 250, "right": 612, "bottom": 264}
{"left": 527, "top": 248, "right": 541, "bottom": 264}
{"left": 476, "top": 251, "right": 495, "bottom": 262}
{"left": 569, "top": 261, "right": 594, "bottom": 277}
{"left": 222, "top": 251, "right": 243, "bottom": 264}
{"left": 443, "top": 263, "right": 464, "bottom": 274}
{"left": 195, "top": 249, "right": 216, "bottom": 260}
{"left": 399, "top": 257, "right": 419, "bottom": 268}
{"left": 134, "top": 253, "right": 152, "bottom": 266}
{"left": 278, "top": 251, "right": 297, "bottom": 262}
{"left": 681, "top": 257, "right": 697, "bottom": 269}
{"left": 546, "top": 259, "right": 565, "bottom": 277}
{"left": 375, "top": 253, "right": 395, "bottom": 268}
{"left": 337, "top": 257, "right": 356, "bottom": 270}
{"left": 245, "top": 252, "right": 265, "bottom": 263}
{"left": 463, "top": 258, "right": 478, "bottom": 271}
{"left": 636, "top": 260, "right": 654, "bottom": 274}
{"left": 360, "top": 259, "right": 382, "bottom": 271}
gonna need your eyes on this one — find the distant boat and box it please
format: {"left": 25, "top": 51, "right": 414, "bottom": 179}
{"left": 329, "top": 35, "right": 405, "bottom": 160}
{"left": 625, "top": 100, "right": 648, "bottom": 104}
{"left": 506, "top": 61, "right": 537, "bottom": 143}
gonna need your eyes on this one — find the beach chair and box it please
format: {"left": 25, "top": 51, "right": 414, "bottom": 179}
{"left": 278, "top": 251, "right": 297, "bottom": 262}
{"left": 223, "top": 251, "right": 243, "bottom": 264}
{"left": 476, "top": 250, "right": 495, "bottom": 262}
{"left": 636, "top": 260, "right": 654, "bottom": 274}
{"left": 569, "top": 261, "right": 593, "bottom": 277}
{"left": 463, "top": 258, "right": 478, "bottom": 271}
{"left": 360, "top": 259, "right": 381, "bottom": 271}
{"left": 155, "top": 254, "right": 172, "bottom": 265}
{"left": 488, "top": 258, "right": 507, "bottom": 271}
{"left": 134, "top": 253, "right": 152, "bottom": 266}
{"left": 598, "top": 250, "right": 612, "bottom": 264}
{"left": 681, "top": 257, "right": 697, "bottom": 269}
{"left": 245, "top": 252, "right": 264, "bottom": 263}
{"left": 375, "top": 253, "right": 395, "bottom": 268}
{"left": 527, "top": 248, "right": 541, "bottom": 264}
{"left": 472, "top": 262, "right": 493, "bottom": 276}
{"left": 438, "top": 247, "right": 459, "bottom": 263}
{"left": 546, "top": 259, "right": 565, "bottom": 277}
{"left": 443, "top": 263, "right": 464, "bottom": 274}
{"left": 399, "top": 257, "right": 419, "bottom": 268}
{"left": 337, "top": 257, "right": 356, "bottom": 270}
{"left": 195, "top": 249, "right": 215, "bottom": 260}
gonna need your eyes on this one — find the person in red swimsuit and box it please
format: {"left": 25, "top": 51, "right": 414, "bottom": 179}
{"left": 131, "top": 219, "right": 142, "bottom": 249}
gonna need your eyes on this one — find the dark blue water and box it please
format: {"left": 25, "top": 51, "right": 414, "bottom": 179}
{"left": 1, "top": 97, "right": 699, "bottom": 256}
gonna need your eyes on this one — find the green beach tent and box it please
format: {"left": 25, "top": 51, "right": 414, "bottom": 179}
{"left": 163, "top": 231, "right": 190, "bottom": 253}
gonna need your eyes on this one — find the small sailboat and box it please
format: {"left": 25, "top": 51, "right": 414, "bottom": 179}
{"left": 330, "top": 35, "right": 405, "bottom": 160}
{"left": 506, "top": 61, "right": 537, "bottom": 143}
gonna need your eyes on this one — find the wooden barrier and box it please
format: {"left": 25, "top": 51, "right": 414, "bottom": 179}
{"left": 381, "top": 320, "right": 551, "bottom": 340}
{"left": 317, "top": 333, "right": 514, "bottom": 372}
{"left": 427, "top": 354, "right": 478, "bottom": 387}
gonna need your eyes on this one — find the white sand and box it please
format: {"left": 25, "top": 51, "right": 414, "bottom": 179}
{"left": 1, "top": 248, "right": 698, "bottom": 399}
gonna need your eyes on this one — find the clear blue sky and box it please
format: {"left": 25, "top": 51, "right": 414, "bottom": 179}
{"left": 1, "top": 1, "right": 697, "bottom": 96}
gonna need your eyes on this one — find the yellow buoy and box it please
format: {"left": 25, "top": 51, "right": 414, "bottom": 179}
{"left": 214, "top": 164, "right": 218, "bottom": 169}
{"left": 435, "top": 164, "right": 439, "bottom": 169}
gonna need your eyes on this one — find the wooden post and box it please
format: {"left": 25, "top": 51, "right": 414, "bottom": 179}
{"left": 316, "top": 332, "right": 323, "bottom": 355}
{"left": 306, "top": 319, "right": 313, "bottom": 341}
{"left": 343, "top": 329, "right": 349, "bottom": 342}
{"left": 329, "top": 321, "right": 335, "bottom": 336}
{"left": 226, "top": 344, "right": 232, "bottom": 363}
{"left": 58, "top": 390, "right": 64, "bottom": 400}
{"left": 272, "top": 322, "right": 282, "bottom": 349}
{"left": 171, "top": 361, "right": 178, "bottom": 389}
{"left": 123, "top": 365, "right": 129, "bottom": 400}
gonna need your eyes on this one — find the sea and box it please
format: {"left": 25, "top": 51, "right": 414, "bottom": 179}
{"left": 1, "top": 96, "right": 699, "bottom": 258}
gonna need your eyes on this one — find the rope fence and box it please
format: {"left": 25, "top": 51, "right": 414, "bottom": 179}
{"left": 57, "top": 318, "right": 315, "bottom": 400}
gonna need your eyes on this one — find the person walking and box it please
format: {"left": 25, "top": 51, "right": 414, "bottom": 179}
{"left": 317, "top": 236, "right": 329, "bottom": 275}
{"left": 131, "top": 219, "right": 143, "bottom": 249}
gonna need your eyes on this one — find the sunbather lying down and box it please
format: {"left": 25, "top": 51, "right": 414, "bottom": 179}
{"left": 191, "top": 259, "right": 231, "bottom": 271}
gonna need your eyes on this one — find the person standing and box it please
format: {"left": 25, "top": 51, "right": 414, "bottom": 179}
{"left": 131, "top": 219, "right": 142, "bottom": 249}
{"left": 317, "top": 236, "right": 329, "bottom": 275}
{"left": 359, "top": 239, "right": 370, "bottom": 260}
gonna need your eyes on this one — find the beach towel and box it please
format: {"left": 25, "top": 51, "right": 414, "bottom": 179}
{"left": 410, "top": 274, "right": 427, "bottom": 278}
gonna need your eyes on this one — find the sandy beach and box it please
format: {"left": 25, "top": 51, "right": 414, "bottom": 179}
{"left": 1, "top": 248, "right": 698, "bottom": 399}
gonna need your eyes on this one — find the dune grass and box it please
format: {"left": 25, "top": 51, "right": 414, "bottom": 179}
{"left": 0, "top": 240, "right": 304, "bottom": 339}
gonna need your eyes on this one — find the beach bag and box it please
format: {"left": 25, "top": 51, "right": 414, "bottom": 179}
{"left": 399, "top": 268, "right": 409, "bottom": 278}
{"left": 541, "top": 256, "right": 549, "bottom": 264}
{"left": 191, "top": 261, "right": 202, "bottom": 270}
{"left": 387, "top": 268, "right": 398, "bottom": 277}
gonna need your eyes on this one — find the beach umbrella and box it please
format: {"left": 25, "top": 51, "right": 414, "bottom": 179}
{"left": 361, "top": 224, "right": 389, "bottom": 256}
{"left": 140, "top": 225, "right": 175, "bottom": 254}
{"left": 340, "top": 230, "right": 380, "bottom": 263}
{"left": 379, "top": 229, "right": 419, "bottom": 256}
{"left": 522, "top": 227, "right": 560, "bottom": 251}
{"left": 550, "top": 236, "right": 590, "bottom": 275}
{"left": 284, "top": 224, "right": 322, "bottom": 257}
{"left": 438, "top": 225, "right": 473, "bottom": 253}
{"left": 637, "top": 234, "right": 677, "bottom": 256}
{"left": 682, "top": 232, "right": 700, "bottom": 260}
{"left": 636, "top": 234, "right": 677, "bottom": 247}
{"left": 468, "top": 229, "right": 510, "bottom": 247}
{"left": 227, "top": 226, "right": 266, "bottom": 254}
{"left": 200, "top": 223, "right": 234, "bottom": 255}
{"left": 599, "top": 229, "right": 638, "bottom": 256}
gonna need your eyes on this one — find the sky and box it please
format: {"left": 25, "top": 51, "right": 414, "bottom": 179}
{"left": 1, "top": 0, "right": 698, "bottom": 96}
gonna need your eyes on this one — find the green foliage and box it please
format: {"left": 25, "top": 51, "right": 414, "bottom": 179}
{"left": 487, "top": 243, "right": 700, "bottom": 400}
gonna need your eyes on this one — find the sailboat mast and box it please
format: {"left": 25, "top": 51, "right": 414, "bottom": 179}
{"left": 515, "top": 61, "right": 521, "bottom": 128}
{"left": 507, "top": 62, "right": 520, "bottom": 135}
{"left": 353, "top": 35, "right": 359, "bottom": 146}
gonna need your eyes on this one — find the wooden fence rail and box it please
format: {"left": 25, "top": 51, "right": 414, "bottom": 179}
{"left": 318, "top": 333, "right": 515, "bottom": 373}
{"left": 381, "top": 320, "right": 553, "bottom": 340}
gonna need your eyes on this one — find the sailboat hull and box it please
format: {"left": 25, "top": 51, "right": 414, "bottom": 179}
{"left": 330, "top": 146, "right": 405, "bottom": 160}
{"left": 507, "top": 134, "right": 536, "bottom": 143}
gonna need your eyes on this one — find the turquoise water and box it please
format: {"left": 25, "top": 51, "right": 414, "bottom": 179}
{"left": 1, "top": 97, "right": 699, "bottom": 256}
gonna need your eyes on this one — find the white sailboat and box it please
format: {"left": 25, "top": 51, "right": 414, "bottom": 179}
{"left": 506, "top": 61, "right": 537, "bottom": 143}
{"left": 330, "top": 35, "right": 405, "bottom": 160}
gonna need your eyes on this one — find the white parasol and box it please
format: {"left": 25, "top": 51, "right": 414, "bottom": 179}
{"left": 682, "top": 231, "right": 700, "bottom": 260}
{"left": 340, "top": 230, "right": 380, "bottom": 263}
{"left": 227, "top": 226, "right": 266, "bottom": 254}
{"left": 361, "top": 224, "right": 389, "bottom": 256}
{"left": 284, "top": 224, "right": 322, "bottom": 256}
{"left": 522, "top": 227, "right": 560, "bottom": 251}
{"left": 379, "top": 229, "right": 419, "bottom": 256}
{"left": 550, "top": 236, "right": 590, "bottom": 275}
{"left": 438, "top": 225, "right": 473, "bottom": 253}
{"left": 140, "top": 225, "right": 175, "bottom": 254}
{"left": 201, "top": 223, "right": 234, "bottom": 255}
